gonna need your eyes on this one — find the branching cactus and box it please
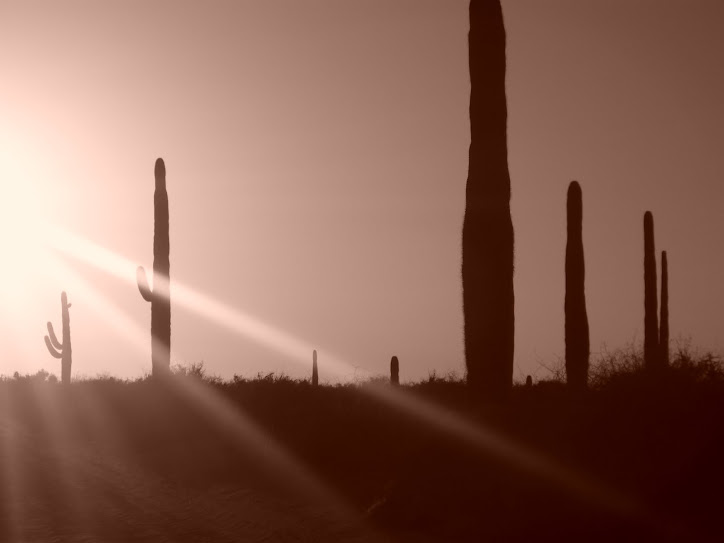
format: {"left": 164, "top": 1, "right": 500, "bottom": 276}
{"left": 44, "top": 291, "right": 72, "bottom": 384}
{"left": 312, "top": 350, "right": 319, "bottom": 386}
{"left": 659, "top": 250, "right": 669, "bottom": 367}
{"left": 565, "top": 181, "right": 589, "bottom": 389}
{"left": 643, "top": 211, "right": 658, "bottom": 370}
{"left": 137, "top": 158, "right": 171, "bottom": 377}
{"left": 390, "top": 356, "right": 400, "bottom": 386}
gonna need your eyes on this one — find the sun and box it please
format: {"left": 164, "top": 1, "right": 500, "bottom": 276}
{"left": 0, "top": 127, "right": 66, "bottom": 320}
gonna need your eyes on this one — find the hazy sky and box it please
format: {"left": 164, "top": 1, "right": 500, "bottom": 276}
{"left": 0, "top": 0, "right": 722, "bottom": 381}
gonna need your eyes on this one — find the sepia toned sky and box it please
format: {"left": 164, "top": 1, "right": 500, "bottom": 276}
{"left": 0, "top": 0, "right": 722, "bottom": 381}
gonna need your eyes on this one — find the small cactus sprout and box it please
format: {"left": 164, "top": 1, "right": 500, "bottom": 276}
{"left": 643, "top": 211, "right": 659, "bottom": 370}
{"left": 44, "top": 291, "right": 72, "bottom": 384}
{"left": 137, "top": 158, "right": 171, "bottom": 377}
{"left": 525, "top": 375, "right": 533, "bottom": 388}
{"left": 390, "top": 356, "right": 400, "bottom": 386}
{"left": 565, "top": 181, "right": 590, "bottom": 389}
{"left": 312, "top": 350, "right": 319, "bottom": 386}
{"left": 659, "top": 251, "right": 669, "bottom": 367}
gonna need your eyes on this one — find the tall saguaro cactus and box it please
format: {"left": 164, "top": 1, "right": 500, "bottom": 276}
{"left": 390, "top": 356, "right": 400, "bottom": 386}
{"left": 137, "top": 158, "right": 171, "bottom": 376}
{"left": 565, "top": 181, "right": 589, "bottom": 389}
{"left": 312, "top": 350, "right": 319, "bottom": 386}
{"left": 461, "top": 0, "right": 514, "bottom": 396}
{"left": 44, "top": 291, "right": 72, "bottom": 384}
{"left": 643, "top": 211, "right": 658, "bottom": 370}
{"left": 659, "top": 250, "right": 669, "bottom": 367}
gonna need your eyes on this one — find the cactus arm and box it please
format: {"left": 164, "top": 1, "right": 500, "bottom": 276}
{"left": 137, "top": 266, "right": 153, "bottom": 302}
{"left": 47, "top": 322, "right": 63, "bottom": 349}
{"left": 44, "top": 336, "right": 63, "bottom": 359}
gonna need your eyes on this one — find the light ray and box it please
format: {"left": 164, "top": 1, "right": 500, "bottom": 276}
{"left": 365, "top": 383, "right": 642, "bottom": 519}
{"left": 44, "top": 254, "right": 149, "bottom": 370}
{"left": 26, "top": 382, "right": 95, "bottom": 537}
{"left": 167, "top": 375, "right": 360, "bottom": 513}
{"left": 34, "top": 255, "right": 366, "bottom": 523}
{"left": 49, "top": 227, "right": 361, "bottom": 380}
{"left": 48, "top": 228, "right": 644, "bottom": 523}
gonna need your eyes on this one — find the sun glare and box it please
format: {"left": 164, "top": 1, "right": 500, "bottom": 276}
{"left": 0, "top": 129, "right": 65, "bottom": 315}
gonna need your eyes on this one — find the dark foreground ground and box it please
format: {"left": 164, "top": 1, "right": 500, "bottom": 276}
{"left": 0, "top": 349, "right": 723, "bottom": 542}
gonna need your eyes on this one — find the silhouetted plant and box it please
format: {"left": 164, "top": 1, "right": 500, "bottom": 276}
{"left": 461, "top": 0, "right": 514, "bottom": 397}
{"left": 312, "top": 350, "right": 319, "bottom": 386}
{"left": 525, "top": 375, "right": 533, "bottom": 388}
{"left": 390, "top": 356, "right": 400, "bottom": 386}
{"left": 44, "top": 291, "right": 72, "bottom": 384}
{"left": 565, "top": 181, "right": 589, "bottom": 389}
{"left": 659, "top": 251, "right": 669, "bottom": 367}
{"left": 137, "top": 158, "right": 171, "bottom": 377}
{"left": 643, "top": 211, "right": 658, "bottom": 370}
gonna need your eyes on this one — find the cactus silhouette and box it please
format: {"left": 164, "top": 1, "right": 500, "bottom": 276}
{"left": 137, "top": 158, "right": 171, "bottom": 376}
{"left": 565, "top": 181, "right": 589, "bottom": 389}
{"left": 525, "top": 375, "right": 533, "bottom": 388}
{"left": 461, "top": 0, "right": 514, "bottom": 397}
{"left": 44, "top": 291, "right": 72, "bottom": 384}
{"left": 390, "top": 356, "right": 400, "bottom": 386}
{"left": 643, "top": 211, "right": 658, "bottom": 370}
{"left": 659, "top": 250, "right": 669, "bottom": 367}
{"left": 312, "top": 350, "right": 319, "bottom": 386}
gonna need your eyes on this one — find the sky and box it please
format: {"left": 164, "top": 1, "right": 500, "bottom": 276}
{"left": 0, "top": 0, "right": 722, "bottom": 382}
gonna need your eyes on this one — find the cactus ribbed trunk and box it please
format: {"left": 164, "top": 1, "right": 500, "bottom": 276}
{"left": 390, "top": 356, "right": 400, "bottom": 386}
{"left": 312, "top": 350, "right": 319, "bottom": 386}
{"left": 137, "top": 158, "right": 171, "bottom": 377}
{"left": 659, "top": 251, "right": 669, "bottom": 367}
{"left": 643, "top": 211, "right": 658, "bottom": 370}
{"left": 462, "top": 0, "right": 514, "bottom": 397}
{"left": 44, "top": 291, "right": 72, "bottom": 384}
{"left": 565, "top": 181, "right": 589, "bottom": 389}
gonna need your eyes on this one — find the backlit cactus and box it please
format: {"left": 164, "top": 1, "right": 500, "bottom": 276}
{"left": 44, "top": 291, "right": 72, "bottom": 384}
{"left": 565, "top": 181, "right": 589, "bottom": 389}
{"left": 643, "top": 211, "right": 658, "bottom": 370}
{"left": 312, "top": 350, "right": 319, "bottom": 386}
{"left": 659, "top": 251, "right": 669, "bottom": 367}
{"left": 461, "top": 0, "right": 514, "bottom": 397}
{"left": 390, "top": 356, "right": 400, "bottom": 386}
{"left": 137, "top": 158, "right": 171, "bottom": 377}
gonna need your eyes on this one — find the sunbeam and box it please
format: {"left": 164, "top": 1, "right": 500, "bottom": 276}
{"left": 26, "top": 383, "right": 94, "bottom": 538}
{"left": 49, "top": 227, "right": 362, "bottom": 380}
{"left": 44, "top": 254, "right": 150, "bottom": 368}
{"left": 30, "top": 257, "right": 368, "bottom": 527}
{"left": 365, "top": 384, "right": 642, "bottom": 519}
{"left": 46, "top": 228, "right": 648, "bottom": 525}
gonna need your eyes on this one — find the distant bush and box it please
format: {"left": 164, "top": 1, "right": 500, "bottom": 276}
{"left": 588, "top": 341, "right": 723, "bottom": 390}
{"left": 171, "top": 361, "right": 221, "bottom": 384}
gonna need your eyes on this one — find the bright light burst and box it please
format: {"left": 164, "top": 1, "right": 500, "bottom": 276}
{"left": 0, "top": 127, "right": 73, "bottom": 374}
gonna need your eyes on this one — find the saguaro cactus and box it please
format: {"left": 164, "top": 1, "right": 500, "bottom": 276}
{"left": 643, "top": 211, "right": 658, "bottom": 370}
{"left": 390, "top": 356, "right": 400, "bottom": 386}
{"left": 565, "top": 181, "right": 589, "bottom": 389}
{"left": 137, "top": 158, "right": 171, "bottom": 376}
{"left": 659, "top": 250, "right": 669, "bottom": 367}
{"left": 312, "top": 350, "right": 319, "bottom": 386}
{"left": 461, "top": 0, "right": 514, "bottom": 397}
{"left": 44, "top": 291, "right": 72, "bottom": 384}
